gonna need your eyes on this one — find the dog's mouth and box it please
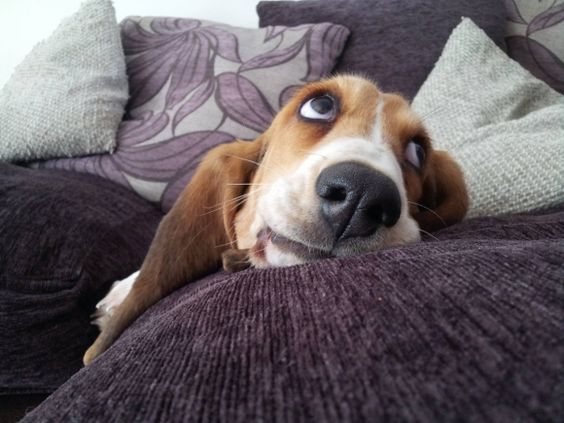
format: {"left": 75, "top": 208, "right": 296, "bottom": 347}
{"left": 251, "top": 227, "right": 332, "bottom": 264}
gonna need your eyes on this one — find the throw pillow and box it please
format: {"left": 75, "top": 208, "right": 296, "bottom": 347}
{"left": 504, "top": 0, "right": 564, "bottom": 93}
{"left": 0, "top": 0, "right": 128, "bottom": 163}
{"left": 412, "top": 18, "right": 564, "bottom": 218}
{"left": 0, "top": 164, "right": 163, "bottom": 396}
{"left": 39, "top": 18, "right": 349, "bottom": 211}
{"left": 257, "top": 0, "right": 507, "bottom": 99}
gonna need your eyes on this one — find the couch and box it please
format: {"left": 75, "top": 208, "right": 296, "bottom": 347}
{"left": 1, "top": 0, "right": 563, "bottom": 421}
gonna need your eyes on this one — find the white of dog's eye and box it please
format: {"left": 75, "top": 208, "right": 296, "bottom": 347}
{"left": 300, "top": 95, "right": 336, "bottom": 121}
{"left": 405, "top": 140, "right": 425, "bottom": 169}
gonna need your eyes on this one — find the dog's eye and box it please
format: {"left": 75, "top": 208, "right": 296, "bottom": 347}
{"left": 405, "top": 139, "right": 426, "bottom": 169}
{"left": 300, "top": 95, "right": 336, "bottom": 121}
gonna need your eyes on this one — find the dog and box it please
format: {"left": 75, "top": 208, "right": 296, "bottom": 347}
{"left": 83, "top": 75, "right": 468, "bottom": 365}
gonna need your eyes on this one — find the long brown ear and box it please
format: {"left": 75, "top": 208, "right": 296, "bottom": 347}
{"left": 413, "top": 150, "right": 469, "bottom": 232}
{"left": 84, "top": 137, "right": 265, "bottom": 365}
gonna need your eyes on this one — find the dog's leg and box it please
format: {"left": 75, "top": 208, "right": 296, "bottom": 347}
{"left": 83, "top": 138, "right": 266, "bottom": 365}
{"left": 92, "top": 271, "right": 139, "bottom": 331}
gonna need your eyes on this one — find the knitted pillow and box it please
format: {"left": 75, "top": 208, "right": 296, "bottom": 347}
{"left": 412, "top": 19, "right": 564, "bottom": 218}
{"left": 39, "top": 18, "right": 349, "bottom": 211}
{"left": 0, "top": 0, "right": 128, "bottom": 163}
{"left": 504, "top": 0, "right": 564, "bottom": 93}
{"left": 257, "top": 0, "right": 507, "bottom": 99}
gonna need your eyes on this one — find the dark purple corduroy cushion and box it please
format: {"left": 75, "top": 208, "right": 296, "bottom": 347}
{"left": 257, "top": 0, "right": 507, "bottom": 99}
{"left": 22, "top": 208, "right": 564, "bottom": 422}
{"left": 0, "top": 164, "right": 163, "bottom": 395}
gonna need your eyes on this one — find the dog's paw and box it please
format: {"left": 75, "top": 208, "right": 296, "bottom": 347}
{"left": 92, "top": 271, "right": 139, "bottom": 330}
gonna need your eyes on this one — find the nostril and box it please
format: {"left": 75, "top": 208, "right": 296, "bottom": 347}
{"left": 364, "top": 203, "right": 398, "bottom": 228}
{"left": 318, "top": 184, "right": 347, "bottom": 202}
{"left": 365, "top": 204, "right": 383, "bottom": 224}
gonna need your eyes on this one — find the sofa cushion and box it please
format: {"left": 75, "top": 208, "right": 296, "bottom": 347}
{"left": 21, "top": 208, "right": 564, "bottom": 422}
{"left": 0, "top": 164, "right": 163, "bottom": 395}
{"left": 504, "top": 0, "right": 564, "bottom": 93}
{"left": 257, "top": 0, "right": 508, "bottom": 99}
{"left": 412, "top": 19, "right": 564, "bottom": 218}
{"left": 0, "top": 0, "right": 128, "bottom": 163}
{"left": 38, "top": 17, "right": 349, "bottom": 211}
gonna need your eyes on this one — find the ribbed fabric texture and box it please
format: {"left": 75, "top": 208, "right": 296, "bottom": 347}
{"left": 0, "top": 164, "right": 163, "bottom": 394}
{"left": 22, "top": 208, "right": 564, "bottom": 422}
{"left": 412, "top": 19, "right": 564, "bottom": 218}
{"left": 257, "top": 0, "right": 507, "bottom": 99}
{"left": 0, "top": 0, "right": 128, "bottom": 163}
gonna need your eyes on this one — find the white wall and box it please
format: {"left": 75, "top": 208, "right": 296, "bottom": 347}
{"left": 0, "top": 0, "right": 284, "bottom": 87}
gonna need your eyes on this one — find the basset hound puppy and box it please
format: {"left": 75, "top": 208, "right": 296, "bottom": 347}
{"left": 84, "top": 75, "right": 468, "bottom": 365}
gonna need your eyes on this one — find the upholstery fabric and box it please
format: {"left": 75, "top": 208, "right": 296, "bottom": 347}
{"left": 21, "top": 207, "right": 564, "bottom": 422}
{"left": 257, "top": 0, "right": 507, "bottom": 99}
{"left": 0, "top": 0, "right": 128, "bottom": 163}
{"left": 412, "top": 19, "right": 564, "bottom": 218}
{"left": 504, "top": 0, "right": 564, "bottom": 93}
{"left": 0, "top": 164, "right": 163, "bottom": 395}
{"left": 39, "top": 18, "right": 349, "bottom": 211}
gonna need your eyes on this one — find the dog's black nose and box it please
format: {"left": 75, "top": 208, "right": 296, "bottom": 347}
{"left": 315, "top": 162, "right": 401, "bottom": 241}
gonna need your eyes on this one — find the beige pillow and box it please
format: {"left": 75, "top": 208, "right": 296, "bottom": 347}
{"left": 412, "top": 18, "right": 564, "bottom": 218}
{"left": 0, "top": 0, "right": 128, "bottom": 163}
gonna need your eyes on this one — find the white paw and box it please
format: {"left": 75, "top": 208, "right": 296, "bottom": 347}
{"left": 92, "top": 270, "right": 139, "bottom": 330}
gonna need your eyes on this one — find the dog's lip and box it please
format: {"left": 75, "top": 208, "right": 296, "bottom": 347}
{"left": 257, "top": 227, "right": 332, "bottom": 260}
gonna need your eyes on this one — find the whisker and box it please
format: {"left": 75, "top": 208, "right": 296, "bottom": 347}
{"left": 203, "top": 185, "right": 269, "bottom": 217}
{"left": 222, "top": 154, "right": 262, "bottom": 167}
{"left": 225, "top": 182, "right": 271, "bottom": 186}
{"left": 201, "top": 196, "right": 248, "bottom": 216}
{"left": 223, "top": 153, "right": 284, "bottom": 173}
{"left": 215, "top": 240, "right": 236, "bottom": 249}
{"left": 409, "top": 201, "right": 447, "bottom": 227}
{"left": 201, "top": 197, "right": 247, "bottom": 217}
{"left": 417, "top": 104, "right": 445, "bottom": 123}
{"left": 419, "top": 228, "right": 440, "bottom": 242}
{"left": 203, "top": 186, "right": 266, "bottom": 212}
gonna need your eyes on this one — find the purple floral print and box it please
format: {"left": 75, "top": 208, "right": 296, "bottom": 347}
{"left": 504, "top": 0, "right": 564, "bottom": 93}
{"left": 39, "top": 17, "right": 349, "bottom": 210}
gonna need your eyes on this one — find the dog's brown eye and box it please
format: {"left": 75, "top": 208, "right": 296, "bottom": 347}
{"left": 300, "top": 95, "right": 336, "bottom": 121}
{"left": 405, "top": 139, "right": 426, "bottom": 169}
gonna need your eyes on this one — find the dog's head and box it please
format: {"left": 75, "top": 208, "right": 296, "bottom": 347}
{"left": 207, "top": 75, "right": 468, "bottom": 268}
{"left": 83, "top": 75, "right": 470, "bottom": 365}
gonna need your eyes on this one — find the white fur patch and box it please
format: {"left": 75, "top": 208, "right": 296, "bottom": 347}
{"left": 93, "top": 271, "right": 138, "bottom": 329}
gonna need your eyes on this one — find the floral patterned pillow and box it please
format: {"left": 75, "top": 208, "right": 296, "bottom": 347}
{"left": 39, "top": 17, "right": 349, "bottom": 210}
{"left": 504, "top": 0, "right": 564, "bottom": 93}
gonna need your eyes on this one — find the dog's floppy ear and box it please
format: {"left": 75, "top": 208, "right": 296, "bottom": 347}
{"left": 83, "top": 137, "right": 265, "bottom": 365}
{"left": 413, "top": 150, "right": 469, "bottom": 232}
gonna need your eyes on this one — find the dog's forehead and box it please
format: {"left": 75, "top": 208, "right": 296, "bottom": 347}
{"left": 280, "top": 75, "right": 417, "bottom": 141}
{"left": 258, "top": 75, "right": 426, "bottom": 176}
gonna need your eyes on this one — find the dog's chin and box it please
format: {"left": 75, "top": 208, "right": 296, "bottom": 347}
{"left": 249, "top": 227, "right": 331, "bottom": 268}
{"left": 248, "top": 220, "right": 421, "bottom": 269}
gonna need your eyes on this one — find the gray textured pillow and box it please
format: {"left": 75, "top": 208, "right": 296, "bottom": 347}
{"left": 412, "top": 18, "right": 564, "bottom": 218}
{"left": 0, "top": 0, "right": 128, "bottom": 163}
